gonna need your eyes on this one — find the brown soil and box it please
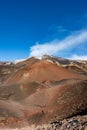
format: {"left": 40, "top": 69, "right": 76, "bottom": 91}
{"left": 0, "top": 57, "right": 87, "bottom": 129}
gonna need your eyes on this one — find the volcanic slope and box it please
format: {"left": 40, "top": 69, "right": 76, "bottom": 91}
{"left": 5, "top": 60, "right": 86, "bottom": 85}
{"left": 0, "top": 57, "right": 87, "bottom": 128}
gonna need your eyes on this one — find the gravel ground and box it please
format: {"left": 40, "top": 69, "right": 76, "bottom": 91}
{"left": 0, "top": 115, "right": 87, "bottom": 130}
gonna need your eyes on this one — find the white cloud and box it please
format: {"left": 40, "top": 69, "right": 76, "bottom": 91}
{"left": 29, "top": 29, "right": 87, "bottom": 59}
{"left": 57, "top": 26, "right": 68, "bottom": 33}
{"left": 70, "top": 54, "right": 87, "bottom": 60}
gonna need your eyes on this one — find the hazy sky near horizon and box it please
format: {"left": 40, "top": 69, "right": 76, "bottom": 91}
{"left": 0, "top": 0, "right": 87, "bottom": 61}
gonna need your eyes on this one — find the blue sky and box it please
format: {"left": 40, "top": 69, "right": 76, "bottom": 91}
{"left": 0, "top": 0, "right": 87, "bottom": 61}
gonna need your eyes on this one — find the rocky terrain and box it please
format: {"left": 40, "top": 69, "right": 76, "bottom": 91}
{"left": 0, "top": 55, "right": 87, "bottom": 130}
